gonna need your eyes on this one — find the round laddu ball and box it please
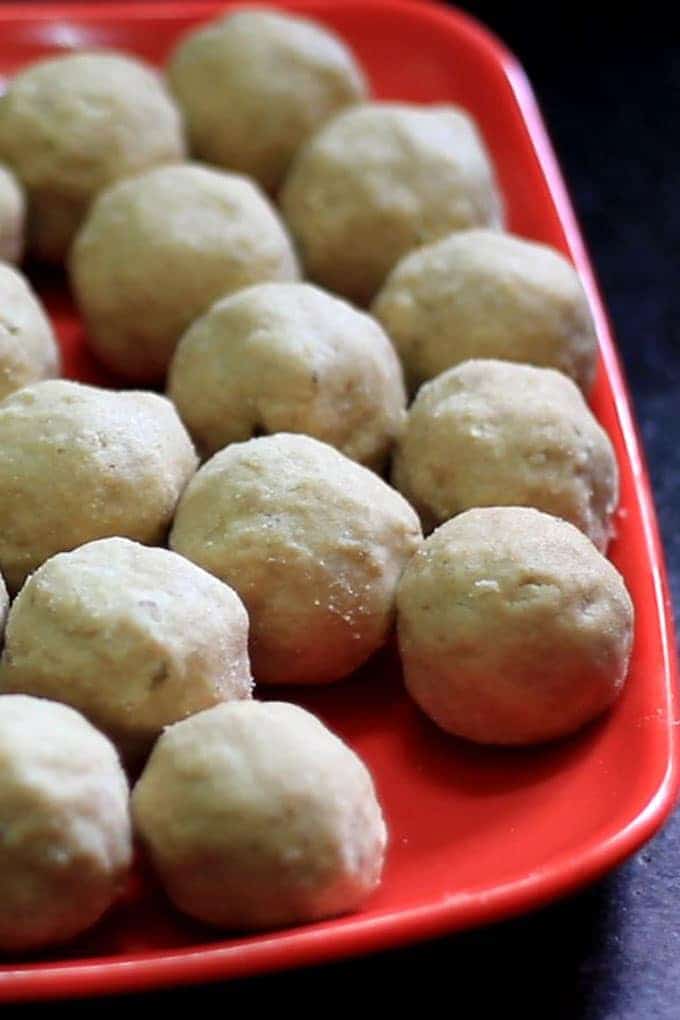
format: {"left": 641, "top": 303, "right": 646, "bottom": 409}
{"left": 0, "top": 694, "right": 132, "bottom": 952}
{"left": 167, "top": 8, "right": 368, "bottom": 194}
{"left": 372, "top": 229, "right": 598, "bottom": 395}
{"left": 70, "top": 163, "right": 300, "bottom": 381}
{"left": 0, "top": 262, "right": 60, "bottom": 402}
{"left": 0, "top": 572, "right": 7, "bottom": 643}
{"left": 279, "top": 102, "right": 503, "bottom": 305}
{"left": 397, "top": 507, "right": 634, "bottom": 745}
{"left": 132, "top": 700, "right": 387, "bottom": 930}
{"left": 0, "top": 538, "right": 253, "bottom": 760}
{"left": 0, "top": 163, "right": 24, "bottom": 263}
{"left": 168, "top": 282, "right": 406, "bottom": 467}
{"left": 170, "top": 433, "right": 423, "bottom": 685}
{"left": 0, "top": 51, "right": 185, "bottom": 262}
{"left": 0, "top": 379, "right": 198, "bottom": 594}
{"left": 392, "top": 359, "right": 618, "bottom": 549}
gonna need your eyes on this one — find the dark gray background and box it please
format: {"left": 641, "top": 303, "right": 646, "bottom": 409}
{"left": 12, "top": 1, "right": 680, "bottom": 1015}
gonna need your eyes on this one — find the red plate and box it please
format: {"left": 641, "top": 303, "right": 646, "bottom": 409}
{"left": 0, "top": 0, "right": 677, "bottom": 1003}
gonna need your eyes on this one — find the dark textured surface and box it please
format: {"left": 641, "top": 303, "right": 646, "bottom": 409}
{"left": 10, "top": 2, "right": 680, "bottom": 1016}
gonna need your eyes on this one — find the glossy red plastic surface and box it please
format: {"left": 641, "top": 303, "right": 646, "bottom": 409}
{"left": 0, "top": 0, "right": 677, "bottom": 1003}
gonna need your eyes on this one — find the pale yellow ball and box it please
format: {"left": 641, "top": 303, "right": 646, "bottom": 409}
{"left": 70, "top": 163, "right": 300, "bottom": 381}
{"left": 170, "top": 433, "right": 422, "bottom": 685}
{"left": 397, "top": 507, "right": 634, "bottom": 745}
{"left": 0, "top": 380, "right": 198, "bottom": 593}
{"left": 0, "top": 262, "right": 60, "bottom": 402}
{"left": 372, "top": 229, "right": 598, "bottom": 394}
{"left": 0, "top": 51, "right": 186, "bottom": 262}
{"left": 0, "top": 694, "right": 132, "bottom": 951}
{"left": 168, "top": 282, "right": 406, "bottom": 467}
{"left": 280, "top": 102, "right": 503, "bottom": 304}
{"left": 392, "top": 359, "right": 618, "bottom": 549}
{"left": 132, "top": 700, "right": 387, "bottom": 930}
{"left": 168, "top": 8, "right": 368, "bottom": 193}
{"left": 0, "top": 538, "right": 253, "bottom": 760}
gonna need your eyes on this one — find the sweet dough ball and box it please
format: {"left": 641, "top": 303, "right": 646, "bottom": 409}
{"left": 170, "top": 433, "right": 422, "bottom": 684}
{"left": 0, "top": 538, "right": 253, "bottom": 759}
{"left": 0, "top": 263, "right": 60, "bottom": 402}
{"left": 0, "top": 572, "right": 7, "bottom": 644}
{"left": 0, "top": 164, "right": 24, "bottom": 263}
{"left": 70, "top": 163, "right": 300, "bottom": 381}
{"left": 392, "top": 359, "right": 618, "bottom": 549}
{"left": 0, "top": 380, "right": 198, "bottom": 593}
{"left": 397, "top": 507, "right": 634, "bottom": 745}
{"left": 0, "top": 51, "right": 185, "bottom": 262}
{"left": 0, "top": 694, "right": 132, "bottom": 951}
{"left": 167, "top": 8, "right": 368, "bottom": 194}
{"left": 132, "top": 700, "right": 387, "bottom": 930}
{"left": 168, "top": 282, "right": 406, "bottom": 467}
{"left": 280, "top": 102, "right": 503, "bottom": 305}
{"left": 372, "top": 229, "right": 598, "bottom": 395}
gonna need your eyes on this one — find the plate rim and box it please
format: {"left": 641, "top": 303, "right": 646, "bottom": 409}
{"left": 0, "top": 0, "right": 677, "bottom": 1002}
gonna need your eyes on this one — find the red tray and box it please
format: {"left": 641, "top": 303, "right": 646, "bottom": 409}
{"left": 0, "top": 0, "right": 677, "bottom": 1003}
